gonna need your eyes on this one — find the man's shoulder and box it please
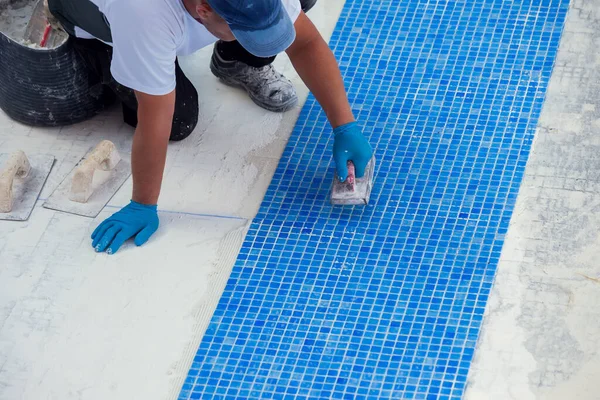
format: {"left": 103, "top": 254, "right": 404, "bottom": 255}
{"left": 103, "top": 0, "right": 185, "bottom": 26}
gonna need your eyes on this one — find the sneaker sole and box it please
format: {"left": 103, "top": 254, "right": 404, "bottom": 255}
{"left": 210, "top": 59, "right": 298, "bottom": 113}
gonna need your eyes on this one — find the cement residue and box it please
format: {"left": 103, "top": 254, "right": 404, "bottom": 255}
{"left": 0, "top": 1, "right": 67, "bottom": 49}
{"left": 0, "top": 2, "right": 34, "bottom": 41}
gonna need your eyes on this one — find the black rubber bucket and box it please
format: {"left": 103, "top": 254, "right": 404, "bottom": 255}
{"left": 0, "top": 28, "right": 109, "bottom": 127}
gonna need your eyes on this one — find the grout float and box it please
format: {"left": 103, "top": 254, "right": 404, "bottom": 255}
{"left": 70, "top": 140, "right": 122, "bottom": 203}
{"left": 0, "top": 150, "right": 31, "bottom": 213}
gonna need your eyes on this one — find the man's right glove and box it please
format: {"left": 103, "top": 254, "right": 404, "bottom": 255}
{"left": 333, "top": 121, "right": 373, "bottom": 182}
{"left": 91, "top": 200, "right": 159, "bottom": 254}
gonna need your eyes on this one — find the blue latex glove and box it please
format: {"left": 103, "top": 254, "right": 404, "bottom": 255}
{"left": 91, "top": 200, "right": 159, "bottom": 254}
{"left": 333, "top": 122, "right": 373, "bottom": 182}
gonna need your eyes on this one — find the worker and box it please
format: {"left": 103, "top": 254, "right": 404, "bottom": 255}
{"left": 47, "top": 0, "right": 373, "bottom": 254}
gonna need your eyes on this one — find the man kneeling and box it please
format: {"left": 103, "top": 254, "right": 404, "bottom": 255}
{"left": 47, "top": 0, "right": 373, "bottom": 254}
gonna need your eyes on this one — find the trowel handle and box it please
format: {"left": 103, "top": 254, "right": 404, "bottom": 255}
{"left": 346, "top": 161, "right": 355, "bottom": 184}
{"left": 40, "top": 23, "right": 51, "bottom": 47}
{"left": 69, "top": 140, "right": 121, "bottom": 203}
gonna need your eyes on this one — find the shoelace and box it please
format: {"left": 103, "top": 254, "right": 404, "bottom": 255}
{"left": 246, "top": 65, "right": 286, "bottom": 88}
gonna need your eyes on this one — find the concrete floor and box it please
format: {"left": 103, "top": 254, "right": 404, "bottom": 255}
{"left": 465, "top": 1, "right": 600, "bottom": 398}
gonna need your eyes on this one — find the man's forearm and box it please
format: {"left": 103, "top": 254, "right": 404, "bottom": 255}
{"left": 131, "top": 126, "right": 169, "bottom": 204}
{"left": 130, "top": 90, "right": 175, "bottom": 205}
{"left": 287, "top": 14, "right": 354, "bottom": 129}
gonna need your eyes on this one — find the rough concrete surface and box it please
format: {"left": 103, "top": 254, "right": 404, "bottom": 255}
{"left": 465, "top": 1, "right": 600, "bottom": 398}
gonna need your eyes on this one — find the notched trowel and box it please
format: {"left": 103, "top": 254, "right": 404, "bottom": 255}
{"left": 43, "top": 140, "right": 131, "bottom": 218}
{"left": 23, "top": 0, "right": 62, "bottom": 48}
{"left": 0, "top": 151, "right": 55, "bottom": 221}
{"left": 330, "top": 157, "right": 376, "bottom": 205}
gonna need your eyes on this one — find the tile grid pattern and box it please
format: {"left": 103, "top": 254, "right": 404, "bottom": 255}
{"left": 179, "top": 0, "right": 568, "bottom": 399}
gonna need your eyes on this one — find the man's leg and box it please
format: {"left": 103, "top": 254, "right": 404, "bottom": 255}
{"left": 71, "top": 38, "right": 198, "bottom": 142}
{"left": 210, "top": 0, "right": 318, "bottom": 113}
{"left": 118, "top": 60, "right": 199, "bottom": 142}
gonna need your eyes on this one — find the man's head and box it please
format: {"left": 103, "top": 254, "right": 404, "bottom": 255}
{"left": 188, "top": 0, "right": 296, "bottom": 58}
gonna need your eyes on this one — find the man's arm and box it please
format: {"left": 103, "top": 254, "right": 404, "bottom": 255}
{"left": 286, "top": 12, "right": 373, "bottom": 180}
{"left": 285, "top": 12, "right": 354, "bottom": 128}
{"left": 131, "top": 90, "right": 175, "bottom": 204}
{"left": 91, "top": 90, "right": 173, "bottom": 254}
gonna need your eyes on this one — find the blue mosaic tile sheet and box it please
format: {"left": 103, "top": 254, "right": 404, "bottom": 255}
{"left": 180, "top": 0, "right": 568, "bottom": 399}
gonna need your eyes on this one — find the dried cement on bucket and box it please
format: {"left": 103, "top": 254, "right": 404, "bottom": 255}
{"left": 0, "top": 1, "right": 67, "bottom": 49}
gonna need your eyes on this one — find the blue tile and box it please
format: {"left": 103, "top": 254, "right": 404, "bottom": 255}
{"left": 178, "top": 0, "right": 568, "bottom": 399}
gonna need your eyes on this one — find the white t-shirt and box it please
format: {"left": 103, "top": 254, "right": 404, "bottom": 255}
{"left": 75, "top": 0, "right": 301, "bottom": 95}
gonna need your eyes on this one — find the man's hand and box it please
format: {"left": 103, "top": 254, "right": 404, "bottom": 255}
{"left": 92, "top": 201, "right": 159, "bottom": 254}
{"left": 92, "top": 89, "right": 174, "bottom": 254}
{"left": 333, "top": 122, "right": 373, "bottom": 181}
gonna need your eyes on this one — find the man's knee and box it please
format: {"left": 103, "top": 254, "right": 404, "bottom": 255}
{"left": 121, "top": 94, "right": 198, "bottom": 142}
{"left": 170, "top": 61, "right": 199, "bottom": 141}
{"left": 169, "top": 114, "right": 198, "bottom": 141}
{"left": 169, "top": 92, "right": 199, "bottom": 141}
{"left": 300, "top": 0, "right": 317, "bottom": 13}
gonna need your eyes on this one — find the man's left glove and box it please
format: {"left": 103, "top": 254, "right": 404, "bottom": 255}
{"left": 92, "top": 200, "right": 159, "bottom": 254}
{"left": 333, "top": 121, "right": 373, "bottom": 182}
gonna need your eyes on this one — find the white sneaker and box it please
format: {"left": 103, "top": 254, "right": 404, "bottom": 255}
{"left": 210, "top": 47, "right": 298, "bottom": 113}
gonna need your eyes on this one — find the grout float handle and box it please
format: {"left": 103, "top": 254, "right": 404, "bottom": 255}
{"left": 0, "top": 151, "right": 32, "bottom": 213}
{"left": 69, "top": 140, "right": 121, "bottom": 203}
{"left": 346, "top": 161, "right": 356, "bottom": 185}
